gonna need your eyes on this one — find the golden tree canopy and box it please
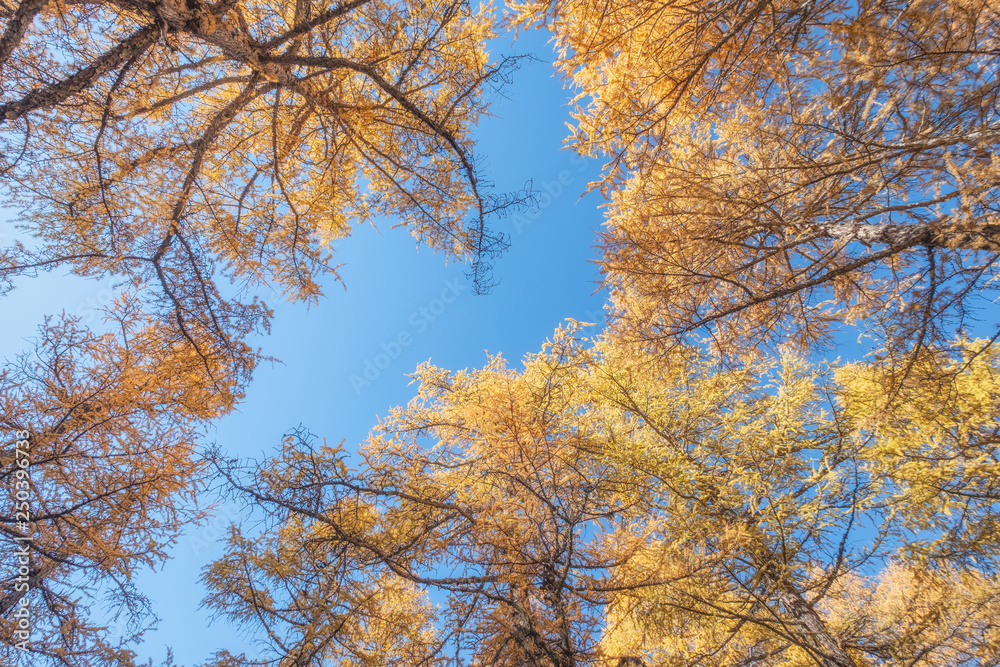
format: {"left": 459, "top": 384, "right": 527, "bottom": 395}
{"left": 0, "top": 315, "right": 212, "bottom": 665}
{"left": 512, "top": 0, "right": 1000, "bottom": 359}
{"left": 3, "top": 0, "right": 1000, "bottom": 664}
{"left": 0, "top": 0, "right": 522, "bottom": 662}
{"left": 0, "top": 0, "right": 524, "bottom": 414}
{"left": 205, "top": 324, "right": 1000, "bottom": 667}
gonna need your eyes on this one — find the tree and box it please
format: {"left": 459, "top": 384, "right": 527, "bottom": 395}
{"left": 203, "top": 343, "right": 637, "bottom": 667}
{"left": 0, "top": 0, "right": 524, "bottom": 408}
{"left": 204, "top": 323, "right": 1000, "bottom": 666}
{"left": 0, "top": 314, "right": 214, "bottom": 666}
{"left": 1, "top": 0, "right": 517, "bottom": 299}
{"left": 0, "top": 0, "right": 523, "bottom": 661}
{"left": 511, "top": 0, "right": 1000, "bottom": 363}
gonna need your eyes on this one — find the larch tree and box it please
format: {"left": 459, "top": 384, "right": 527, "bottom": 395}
{"left": 196, "top": 1, "right": 1000, "bottom": 664}
{"left": 202, "top": 343, "right": 638, "bottom": 667}
{"left": 202, "top": 323, "right": 1000, "bottom": 667}
{"left": 0, "top": 314, "right": 212, "bottom": 666}
{"left": 0, "top": 0, "right": 523, "bottom": 662}
{"left": 510, "top": 0, "right": 1000, "bottom": 364}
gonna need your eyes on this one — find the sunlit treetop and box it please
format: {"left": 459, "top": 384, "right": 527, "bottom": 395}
{"left": 0, "top": 0, "right": 525, "bottom": 408}
{"left": 510, "top": 0, "right": 1000, "bottom": 364}
{"left": 0, "top": 1, "right": 524, "bottom": 663}
{"left": 1, "top": 0, "right": 519, "bottom": 295}
{"left": 0, "top": 314, "right": 216, "bottom": 667}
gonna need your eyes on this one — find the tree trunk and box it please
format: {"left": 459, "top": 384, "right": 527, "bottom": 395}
{"left": 818, "top": 221, "right": 1000, "bottom": 252}
{"left": 758, "top": 562, "right": 858, "bottom": 667}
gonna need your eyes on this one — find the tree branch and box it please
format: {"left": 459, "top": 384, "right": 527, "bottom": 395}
{"left": 0, "top": 24, "right": 159, "bottom": 122}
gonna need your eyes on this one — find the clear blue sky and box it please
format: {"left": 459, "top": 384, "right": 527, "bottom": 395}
{"left": 0, "top": 26, "right": 608, "bottom": 665}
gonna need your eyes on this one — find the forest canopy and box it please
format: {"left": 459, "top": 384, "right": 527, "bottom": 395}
{"left": 513, "top": 0, "right": 1000, "bottom": 361}
{"left": 209, "top": 325, "right": 1000, "bottom": 667}
{"left": 0, "top": 0, "right": 998, "bottom": 665}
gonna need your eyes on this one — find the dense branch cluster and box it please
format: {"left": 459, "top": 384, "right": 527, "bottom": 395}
{"left": 513, "top": 0, "right": 1000, "bottom": 358}
{"left": 0, "top": 0, "right": 521, "bottom": 663}
{"left": 209, "top": 327, "right": 1000, "bottom": 667}
{"left": 1, "top": 0, "right": 999, "bottom": 666}
{"left": 0, "top": 0, "right": 522, "bottom": 421}
{"left": 0, "top": 316, "right": 210, "bottom": 665}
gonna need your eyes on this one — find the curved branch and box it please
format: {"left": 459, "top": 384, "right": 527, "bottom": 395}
{"left": 266, "top": 52, "right": 493, "bottom": 282}
{"left": 261, "top": 0, "right": 374, "bottom": 50}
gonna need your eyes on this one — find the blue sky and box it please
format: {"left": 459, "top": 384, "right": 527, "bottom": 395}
{"left": 0, "top": 25, "right": 609, "bottom": 665}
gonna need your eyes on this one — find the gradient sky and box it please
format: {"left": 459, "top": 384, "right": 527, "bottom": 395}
{"left": 0, "top": 24, "right": 610, "bottom": 665}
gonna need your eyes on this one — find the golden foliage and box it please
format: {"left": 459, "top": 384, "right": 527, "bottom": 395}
{"left": 207, "top": 324, "right": 1000, "bottom": 666}
{"left": 0, "top": 0, "right": 522, "bottom": 662}
{"left": 1, "top": 0, "right": 515, "bottom": 300}
{"left": 3, "top": 1, "right": 999, "bottom": 665}
{"left": 512, "top": 0, "right": 1000, "bottom": 359}
{"left": 0, "top": 315, "right": 212, "bottom": 665}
